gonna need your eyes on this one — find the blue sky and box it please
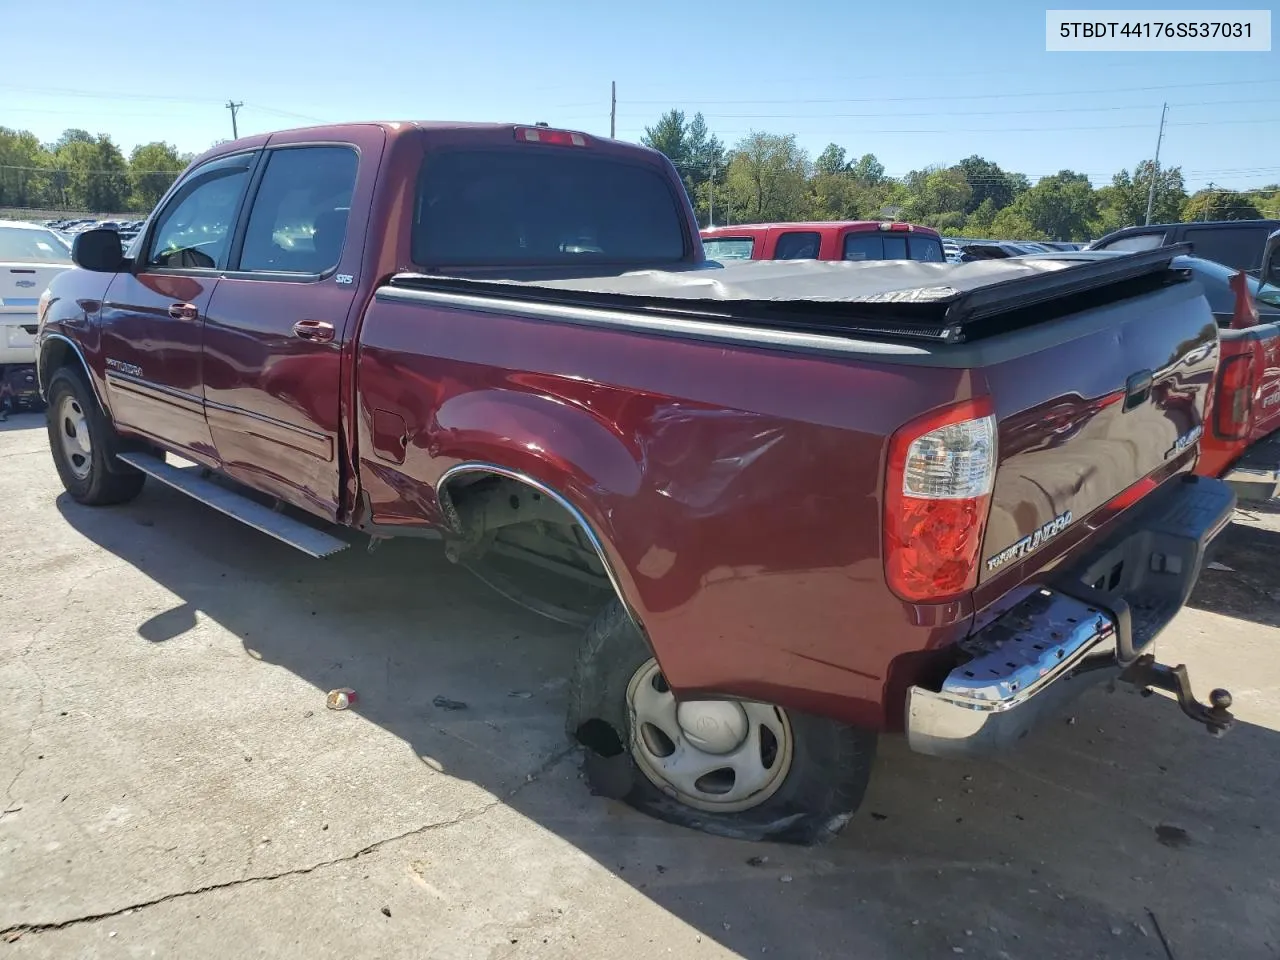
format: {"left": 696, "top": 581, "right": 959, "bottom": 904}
{"left": 3, "top": 0, "right": 1276, "bottom": 190}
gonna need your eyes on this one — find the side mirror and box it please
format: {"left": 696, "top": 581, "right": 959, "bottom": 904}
{"left": 1263, "top": 228, "right": 1280, "bottom": 287}
{"left": 72, "top": 228, "right": 125, "bottom": 273}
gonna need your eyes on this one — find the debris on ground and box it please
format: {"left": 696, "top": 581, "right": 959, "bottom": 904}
{"left": 326, "top": 688, "right": 357, "bottom": 711}
{"left": 746, "top": 855, "right": 769, "bottom": 867}
{"left": 433, "top": 695, "right": 468, "bottom": 711}
{"left": 1155, "top": 823, "right": 1192, "bottom": 848}
{"left": 508, "top": 690, "right": 533, "bottom": 699}
{"left": 1206, "top": 561, "right": 1235, "bottom": 572}
{"left": 870, "top": 812, "right": 888, "bottom": 821}
{"left": 381, "top": 906, "right": 391, "bottom": 918}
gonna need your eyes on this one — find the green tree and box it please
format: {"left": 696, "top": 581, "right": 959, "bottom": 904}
{"left": 642, "top": 109, "right": 723, "bottom": 225}
{"left": 724, "top": 132, "right": 811, "bottom": 223}
{"left": 964, "top": 197, "right": 998, "bottom": 235}
{"left": 1096, "top": 161, "right": 1187, "bottom": 233}
{"left": 955, "top": 155, "right": 1024, "bottom": 214}
{"left": 1007, "top": 170, "right": 1098, "bottom": 240}
{"left": 988, "top": 206, "right": 1048, "bottom": 241}
{"left": 54, "top": 134, "right": 130, "bottom": 212}
{"left": 129, "top": 141, "right": 188, "bottom": 213}
{"left": 902, "top": 166, "right": 971, "bottom": 224}
{"left": 0, "top": 127, "right": 50, "bottom": 208}
{"left": 815, "top": 143, "right": 848, "bottom": 177}
{"left": 849, "top": 153, "right": 885, "bottom": 185}
{"left": 1181, "top": 188, "right": 1264, "bottom": 223}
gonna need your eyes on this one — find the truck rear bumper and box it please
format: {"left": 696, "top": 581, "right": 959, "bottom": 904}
{"left": 907, "top": 474, "right": 1236, "bottom": 759}
{"left": 1223, "top": 431, "right": 1280, "bottom": 503}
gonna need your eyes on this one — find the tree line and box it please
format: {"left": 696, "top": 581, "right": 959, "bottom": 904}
{"left": 5, "top": 117, "right": 1279, "bottom": 239}
{"left": 642, "top": 109, "right": 1280, "bottom": 240}
{"left": 0, "top": 127, "right": 189, "bottom": 214}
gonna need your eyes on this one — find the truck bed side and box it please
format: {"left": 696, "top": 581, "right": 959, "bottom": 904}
{"left": 353, "top": 274, "right": 1219, "bottom": 731}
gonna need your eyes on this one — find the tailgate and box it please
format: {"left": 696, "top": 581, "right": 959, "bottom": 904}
{"left": 1, "top": 264, "right": 65, "bottom": 320}
{"left": 979, "top": 278, "right": 1217, "bottom": 581}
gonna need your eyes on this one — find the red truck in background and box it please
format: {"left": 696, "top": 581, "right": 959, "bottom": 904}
{"left": 1034, "top": 242, "right": 1280, "bottom": 502}
{"left": 37, "top": 121, "right": 1237, "bottom": 845}
{"left": 701, "top": 220, "right": 945, "bottom": 263}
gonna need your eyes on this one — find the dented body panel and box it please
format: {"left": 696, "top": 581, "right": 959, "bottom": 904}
{"left": 37, "top": 120, "right": 1228, "bottom": 735}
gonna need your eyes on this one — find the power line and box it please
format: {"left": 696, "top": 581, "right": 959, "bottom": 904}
{"left": 656, "top": 97, "right": 1262, "bottom": 121}
{"left": 621, "top": 77, "right": 1280, "bottom": 106}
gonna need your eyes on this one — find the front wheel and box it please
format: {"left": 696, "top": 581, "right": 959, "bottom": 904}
{"left": 45, "top": 368, "right": 145, "bottom": 506}
{"left": 567, "top": 601, "right": 877, "bottom": 845}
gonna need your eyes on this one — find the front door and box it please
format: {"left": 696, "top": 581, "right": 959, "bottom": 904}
{"left": 201, "top": 132, "right": 379, "bottom": 521}
{"left": 100, "top": 152, "right": 257, "bottom": 463}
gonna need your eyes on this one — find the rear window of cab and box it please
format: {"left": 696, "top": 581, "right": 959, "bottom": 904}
{"left": 843, "top": 232, "right": 944, "bottom": 262}
{"left": 702, "top": 237, "right": 755, "bottom": 261}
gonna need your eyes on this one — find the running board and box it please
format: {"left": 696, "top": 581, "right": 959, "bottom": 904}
{"left": 116, "top": 452, "right": 350, "bottom": 558}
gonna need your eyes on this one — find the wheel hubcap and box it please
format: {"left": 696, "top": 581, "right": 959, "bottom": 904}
{"left": 57, "top": 394, "right": 92, "bottom": 480}
{"left": 625, "top": 659, "right": 794, "bottom": 812}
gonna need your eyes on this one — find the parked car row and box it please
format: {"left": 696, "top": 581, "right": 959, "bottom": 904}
{"left": 26, "top": 120, "right": 1266, "bottom": 845}
{"left": 43, "top": 217, "right": 145, "bottom": 246}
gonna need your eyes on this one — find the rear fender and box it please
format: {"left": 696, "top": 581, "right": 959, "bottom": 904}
{"left": 430, "top": 388, "right": 647, "bottom": 628}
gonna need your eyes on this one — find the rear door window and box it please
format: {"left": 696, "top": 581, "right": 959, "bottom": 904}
{"left": 702, "top": 237, "right": 754, "bottom": 261}
{"left": 239, "top": 146, "right": 359, "bottom": 275}
{"left": 1181, "top": 225, "right": 1271, "bottom": 272}
{"left": 412, "top": 148, "right": 686, "bottom": 267}
{"left": 1094, "top": 232, "right": 1165, "bottom": 252}
{"left": 773, "top": 231, "right": 820, "bottom": 260}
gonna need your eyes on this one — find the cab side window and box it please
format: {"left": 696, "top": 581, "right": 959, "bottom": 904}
{"left": 238, "top": 146, "right": 359, "bottom": 275}
{"left": 774, "top": 231, "right": 820, "bottom": 260}
{"left": 146, "top": 153, "right": 254, "bottom": 270}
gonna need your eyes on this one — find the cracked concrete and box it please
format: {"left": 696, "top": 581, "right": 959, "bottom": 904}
{"left": 4, "top": 412, "right": 1280, "bottom": 959}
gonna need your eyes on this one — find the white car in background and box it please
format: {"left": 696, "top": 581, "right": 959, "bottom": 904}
{"left": 1, "top": 221, "right": 73, "bottom": 369}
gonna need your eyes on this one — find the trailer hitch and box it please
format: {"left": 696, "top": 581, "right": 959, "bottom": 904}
{"left": 1120, "top": 654, "right": 1235, "bottom": 736}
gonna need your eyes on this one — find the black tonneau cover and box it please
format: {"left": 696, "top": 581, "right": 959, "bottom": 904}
{"left": 387, "top": 244, "right": 1193, "bottom": 344}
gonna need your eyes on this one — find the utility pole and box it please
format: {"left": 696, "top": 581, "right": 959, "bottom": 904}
{"left": 610, "top": 81, "right": 616, "bottom": 139}
{"left": 708, "top": 163, "right": 715, "bottom": 228}
{"left": 1143, "top": 102, "right": 1168, "bottom": 226}
{"left": 226, "top": 100, "right": 243, "bottom": 140}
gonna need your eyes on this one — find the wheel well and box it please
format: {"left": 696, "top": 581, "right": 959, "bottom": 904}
{"left": 437, "top": 467, "right": 636, "bottom": 628}
{"left": 40, "top": 338, "right": 99, "bottom": 410}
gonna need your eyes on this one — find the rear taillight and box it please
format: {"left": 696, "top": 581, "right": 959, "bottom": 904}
{"left": 1213, "top": 354, "right": 1254, "bottom": 440}
{"left": 513, "top": 126, "right": 589, "bottom": 147}
{"left": 884, "top": 397, "right": 997, "bottom": 603}
{"left": 879, "top": 222, "right": 914, "bottom": 232}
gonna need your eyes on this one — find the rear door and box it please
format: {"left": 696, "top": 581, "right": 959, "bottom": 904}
{"left": 100, "top": 151, "right": 256, "bottom": 461}
{"left": 201, "top": 129, "right": 381, "bottom": 521}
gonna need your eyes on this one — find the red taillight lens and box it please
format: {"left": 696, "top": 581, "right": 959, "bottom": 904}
{"left": 884, "top": 397, "right": 997, "bottom": 603}
{"left": 1213, "top": 354, "right": 1253, "bottom": 440}
{"left": 879, "top": 222, "right": 913, "bottom": 232}
{"left": 513, "top": 126, "right": 589, "bottom": 147}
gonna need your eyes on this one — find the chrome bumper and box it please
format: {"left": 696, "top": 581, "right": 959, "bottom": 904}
{"left": 907, "top": 589, "right": 1120, "bottom": 758}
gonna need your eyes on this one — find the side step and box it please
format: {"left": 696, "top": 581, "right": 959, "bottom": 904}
{"left": 116, "top": 452, "right": 350, "bottom": 558}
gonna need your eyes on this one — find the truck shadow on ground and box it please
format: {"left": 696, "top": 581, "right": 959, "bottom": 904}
{"left": 0, "top": 410, "right": 44, "bottom": 434}
{"left": 1190, "top": 503, "right": 1280, "bottom": 629}
{"left": 56, "top": 486, "right": 1280, "bottom": 960}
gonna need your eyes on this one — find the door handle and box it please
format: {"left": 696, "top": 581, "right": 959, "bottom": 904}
{"left": 292, "top": 319, "right": 335, "bottom": 343}
{"left": 168, "top": 302, "right": 198, "bottom": 320}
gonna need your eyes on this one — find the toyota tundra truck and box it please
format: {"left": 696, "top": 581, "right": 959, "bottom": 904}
{"left": 36, "top": 121, "right": 1236, "bottom": 844}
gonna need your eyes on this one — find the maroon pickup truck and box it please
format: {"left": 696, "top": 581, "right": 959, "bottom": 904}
{"left": 37, "top": 121, "right": 1236, "bottom": 844}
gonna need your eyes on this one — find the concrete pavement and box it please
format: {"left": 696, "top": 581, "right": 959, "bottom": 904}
{"left": 2, "top": 410, "right": 1279, "bottom": 959}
